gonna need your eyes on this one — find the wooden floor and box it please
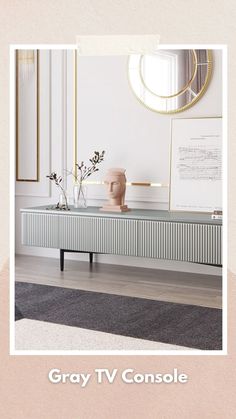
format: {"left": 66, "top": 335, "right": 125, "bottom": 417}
{"left": 15, "top": 255, "right": 222, "bottom": 309}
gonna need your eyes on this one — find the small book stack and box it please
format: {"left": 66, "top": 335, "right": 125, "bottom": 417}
{"left": 211, "top": 210, "right": 223, "bottom": 220}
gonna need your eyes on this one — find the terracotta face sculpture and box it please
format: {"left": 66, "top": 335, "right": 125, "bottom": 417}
{"left": 100, "top": 168, "right": 129, "bottom": 212}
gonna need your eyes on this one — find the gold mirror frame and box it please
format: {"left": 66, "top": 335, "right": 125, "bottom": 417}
{"left": 128, "top": 49, "right": 213, "bottom": 114}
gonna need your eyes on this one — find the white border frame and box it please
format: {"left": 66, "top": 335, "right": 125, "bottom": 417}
{"left": 10, "top": 43, "right": 227, "bottom": 356}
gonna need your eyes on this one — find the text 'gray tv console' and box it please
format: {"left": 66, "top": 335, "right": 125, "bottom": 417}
{"left": 21, "top": 206, "right": 222, "bottom": 270}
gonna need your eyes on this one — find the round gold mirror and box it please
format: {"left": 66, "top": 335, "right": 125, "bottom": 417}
{"left": 128, "top": 49, "right": 212, "bottom": 114}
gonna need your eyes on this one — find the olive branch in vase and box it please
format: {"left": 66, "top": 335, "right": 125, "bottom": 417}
{"left": 67, "top": 150, "right": 106, "bottom": 204}
{"left": 46, "top": 151, "right": 105, "bottom": 210}
{"left": 46, "top": 172, "right": 69, "bottom": 210}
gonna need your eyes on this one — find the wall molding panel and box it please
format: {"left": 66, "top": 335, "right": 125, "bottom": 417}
{"left": 62, "top": 50, "right": 68, "bottom": 191}
{"left": 16, "top": 50, "right": 51, "bottom": 197}
{"left": 16, "top": 50, "right": 39, "bottom": 182}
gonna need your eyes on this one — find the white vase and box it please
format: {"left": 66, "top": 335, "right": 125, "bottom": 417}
{"left": 73, "top": 182, "right": 87, "bottom": 208}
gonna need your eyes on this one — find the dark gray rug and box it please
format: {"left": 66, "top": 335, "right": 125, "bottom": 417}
{"left": 15, "top": 304, "right": 24, "bottom": 321}
{"left": 15, "top": 282, "right": 222, "bottom": 350}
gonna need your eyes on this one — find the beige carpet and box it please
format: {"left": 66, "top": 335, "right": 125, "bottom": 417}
{"left": 15, "top": 319, "right": 193, "bottom": 351}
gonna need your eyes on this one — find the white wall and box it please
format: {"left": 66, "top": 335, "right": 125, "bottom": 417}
{"left": 15, "top": 48, "right": 222, "bottom": 275}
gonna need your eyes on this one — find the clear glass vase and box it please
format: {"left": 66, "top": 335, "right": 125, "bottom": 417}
{"left": 73, "top": 182, "right": 87, "bottom": 208}
{"left": 58, "top": 191, "right": 69, "bottom": 210}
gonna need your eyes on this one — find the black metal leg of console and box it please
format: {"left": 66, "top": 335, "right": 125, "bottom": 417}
{"left": 60, "top": 249, "right": 94, "bottom": 271}
{"left": 60, "top": 249, "right": 64, "bottom": 272}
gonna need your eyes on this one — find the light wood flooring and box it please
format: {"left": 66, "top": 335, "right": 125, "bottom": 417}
{"left": 15, "top": 255, "right": 222, "bottom": 309}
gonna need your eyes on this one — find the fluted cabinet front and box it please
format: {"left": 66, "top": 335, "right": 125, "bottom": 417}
{"left": 138, "top": 220, "right": 222, "bottom": 265}
{"left": 59, "top": 215, "right": 138, "bottom": 256}
{"left": 21, "top": 212, "right": 59, "bottom": 248}
{"left": 21, "top": 211, "right": 222, "bottom": 265}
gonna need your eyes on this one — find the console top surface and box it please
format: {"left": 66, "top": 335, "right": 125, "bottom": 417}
{"left": 21, "top": 206, "right": 222, "bottom": 225}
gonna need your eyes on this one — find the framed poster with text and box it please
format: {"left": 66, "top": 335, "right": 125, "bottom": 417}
{"left": 170, "top": 117, "right": 222, "bottom": 212}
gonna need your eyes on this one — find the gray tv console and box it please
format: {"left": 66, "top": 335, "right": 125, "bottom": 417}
{"left": 21, "top": 206, "right": 222, "bottom": 270}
